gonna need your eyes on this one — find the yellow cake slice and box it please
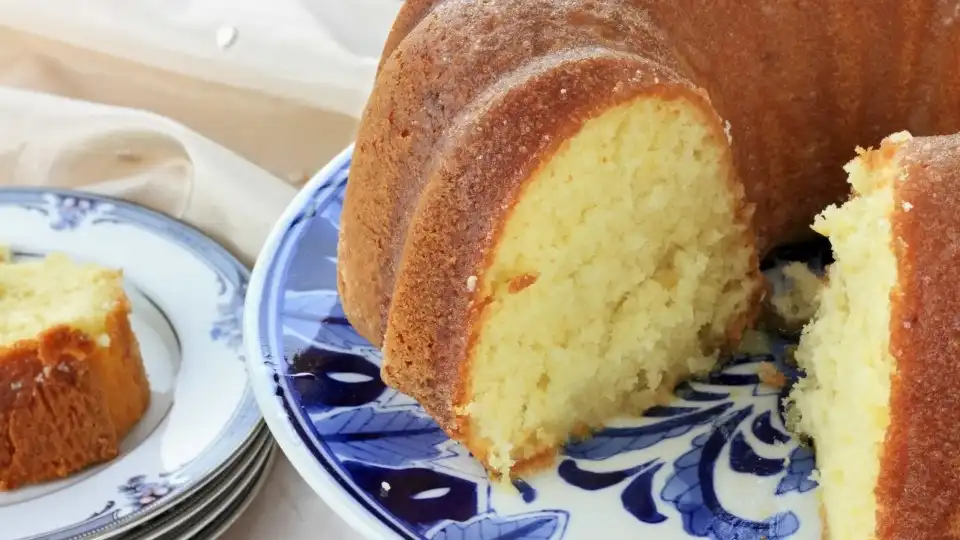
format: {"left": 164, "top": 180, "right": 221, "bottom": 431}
{"left": 450, "top": 99, "right": 763, "bottom": 475}
{"left": 789, "top": 132, "right": 960, "bottom": 539}
{"left": 0, "top": 252, "right": 150, "bottom": 490}
{"left": 343, "top": 88, "right": 764, "bottom": 477}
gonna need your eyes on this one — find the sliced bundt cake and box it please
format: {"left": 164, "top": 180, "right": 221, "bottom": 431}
{"left": 338, "top": 0, "right": 769, "bottom": 477}
{"left": 0, "top": 252, "right": 150, "bottom": 490}
{"left": 789, "top": 132, "right": 960, "bottom": 539}
{"left": 338, "top": 0, "right": 960, "bottom": 478}
{"left": 418, "top": 97, "right": 761, "bottom": 475}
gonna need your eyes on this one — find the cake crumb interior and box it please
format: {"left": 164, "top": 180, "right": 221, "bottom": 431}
{"left": 464, "top": 96, "right": 759, "bottom": 475}
{"left": 788, "top": 147, "right": 900, "bottom": 540}
{"left": 0, "top": 253, "right": 124, "bottom": 347}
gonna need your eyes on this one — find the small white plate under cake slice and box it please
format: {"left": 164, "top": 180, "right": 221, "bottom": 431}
{"left": 0, "top": 188, "right": 262, "bottom": 540}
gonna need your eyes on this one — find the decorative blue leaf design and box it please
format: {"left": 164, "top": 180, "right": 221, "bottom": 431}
{"left": 430, "top": 511, "right": 568, "bottom": 540}
{"left": 512, "top": 479, "right": 537, "bottom": 503}
{"left": 776, "top": 445, "right": 818, "bottom": 496}
{"left": 209, "top": 284, "right": 246, "bottom": 351}
{"left": 342, "top": 460, "right": 478, "bottom": 528}
{"left": 48, "top": 194, "right": 105, "bottom": 230}
{"left": 564, "top": 402, "right": 733, "bottom": 460}
{"left": 728, "top": 432, "right": 785, "bottom": 477}
{"left": 621, "top": 462, "right": 668, "bottom": 524}
{"left": 321, "top": 182, "right": 345, "bottom": 229}
{"left": 251, "top": 167, "right": 831, "bottom": 540}
{"left": 289, "top": 348, "right": 385, "bottom": 410}
{"left": 314, "top": 406, "right": 447, "bottom": 466}
{"left": 661, "top": 406, "right": 801, "bottom": 539}
{"left": 557, "top": 459, "right": 655, "bottom": 491}
{"left": 751, "top": 411, "right": 792, "bottom": 446}
{"left": 558, "top": 459, "right": 668, "bottom": 525}
{"left": 644, "top": 405, "right": 703, "bottom": 418}
{"left": 284, "top": 290, "right": 372, "bottom": 350}
{"left": 117, "top": 472, "right": 179, "bottom": 512}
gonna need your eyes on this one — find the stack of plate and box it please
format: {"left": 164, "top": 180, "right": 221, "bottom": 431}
{"left": 0, "top": 188, "right": 274, "bottom": 540}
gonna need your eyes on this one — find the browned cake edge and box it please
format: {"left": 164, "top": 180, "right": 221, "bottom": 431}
{"left": 0, "top": 299, "right": 150, "bottom": 491}
{"left": 338, "top": 1, "right": 776, "bottom": 474}
{"left": 338, "top": 0, "right": 702, "bottom": 348}
{"left": 98, "top": 294, "right": 152, "bottom": 439}
{"left": 338, "top": 0, "right": 764, "bottom": 469}
{"left": 342, "top": 0, "right": 960, "bottom": 362}
{"left": 377, "top": 0, "right": 443, "bottom": 73}
{"left": 377, "top": 62, "right": 760, "bottom": 472}
{"left": 878, "top": 133, "right": 960, "bottom": 539}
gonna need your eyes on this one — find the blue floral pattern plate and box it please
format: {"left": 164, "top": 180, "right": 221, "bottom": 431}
{"left": 244, "top": 146, "right": 824, "bottom": 540}
{"left": 0, "top": 189, "right": 261, "bottom": 540}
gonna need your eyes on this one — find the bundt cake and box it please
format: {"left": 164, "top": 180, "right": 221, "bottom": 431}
{"left": 337, "top": 0, "right": 960, "bottom": 478}
{"left": 789, "top": 132, "right": 960, "bottom": 540}
{"left": 0, "top": 252, "right": 150, "bottom": 490}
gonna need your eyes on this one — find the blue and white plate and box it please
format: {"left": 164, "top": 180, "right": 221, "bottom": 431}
{"left": 0, "top": 189, "right": 262, "bottom": 540}
{"left": 245, "top": 147, "right": 825, "bottom": 540}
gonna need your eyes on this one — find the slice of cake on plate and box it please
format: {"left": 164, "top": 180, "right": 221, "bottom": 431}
{"left": 789, "top": 132, "right": 960, "bottom": 540}
{"left": 342, "top": 92, "right": 764, "bottom": 477}
{"left": 0, "top": 252, "right": 150, "bottom": 490}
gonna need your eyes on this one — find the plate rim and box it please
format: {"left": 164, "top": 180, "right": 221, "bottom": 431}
{"left": 171, "top": 442, "right": 278, "bottom": 540}
{"left": 96, "top": 424, "right": 269, "bottom": 540}
{"left": 0, "top": 187, "right": 263, "bottom": 540}
{"left": 243, "top": 144, "right": 407, "bottom": 540}
{"left": 121, "top": 427, "right": 273, "bottom": 540}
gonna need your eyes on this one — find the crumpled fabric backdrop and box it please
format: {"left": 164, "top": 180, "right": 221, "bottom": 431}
{"left": 0, "top": 0, "right": 402, "bottom": 537}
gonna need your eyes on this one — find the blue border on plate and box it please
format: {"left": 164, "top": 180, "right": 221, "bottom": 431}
{"left": 249, "top": 157, "right": 422, "bottom": 539}
{"left": 0, "top": 188, "right": 262, "bottom": 540}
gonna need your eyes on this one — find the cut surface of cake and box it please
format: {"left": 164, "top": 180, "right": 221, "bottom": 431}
{"left": 338, "top": 0, "right": 960, "bottom": 478}
{"left": 454, "top": 97, "right": 761, "bottom": 473}
{"left": 0, "top": 252, "right": 150, "bottom": 491}
{"left": 788, "top": 132, "right": 960, "bottom": 539}
{"left": 338, "top": 4, "right": 769, "bottom": 475}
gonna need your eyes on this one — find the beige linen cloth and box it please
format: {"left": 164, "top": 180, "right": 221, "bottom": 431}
{"left": 0, "top": 16, "right": 380, "bottom": 540}
{"left": 0, "top": 26, "right": 361, "bottom": 266}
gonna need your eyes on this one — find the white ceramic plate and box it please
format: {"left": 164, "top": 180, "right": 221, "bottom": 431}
{"left": 164, "top": 442, "right": 276, "bottom": 540}
{"left": 128, "top": 428, "right": 275, "bottom": 540}
{"left": 0, "top": 188, "right": 261, "bottom": 540}
{"left": 244, "top": 147, "right": 825, "bottom": 540}
{"left": 172, "top": 443, "right": 277, "bottom": 540}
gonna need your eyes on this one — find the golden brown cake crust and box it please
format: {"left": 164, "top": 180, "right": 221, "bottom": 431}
{"left": 879, "top": 134, "right": 960, "bottom": 539}
{"left": 338, "top": 0, "right": 750, "bottom": 434}
{"left": 338, "top": 0, "right": 960, "bottom": 478}
{"left": 0, "top": 298, "right": 150, "bottom": 491}
{"left": 339, "top": 0, "right": 692, "bottom": 347}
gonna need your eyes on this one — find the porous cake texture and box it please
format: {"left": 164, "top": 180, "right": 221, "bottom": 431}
{"left": 0, "top": 253, "right": 150, "bottom": 490}
{"left": 459, "top": 98, "right": 760, "bottom": 473}
{"left": 338, "top": 0, "right": 960, "bottom": 484}
{"left": 789, "top": 132, "right": 960, "bottom": 539}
